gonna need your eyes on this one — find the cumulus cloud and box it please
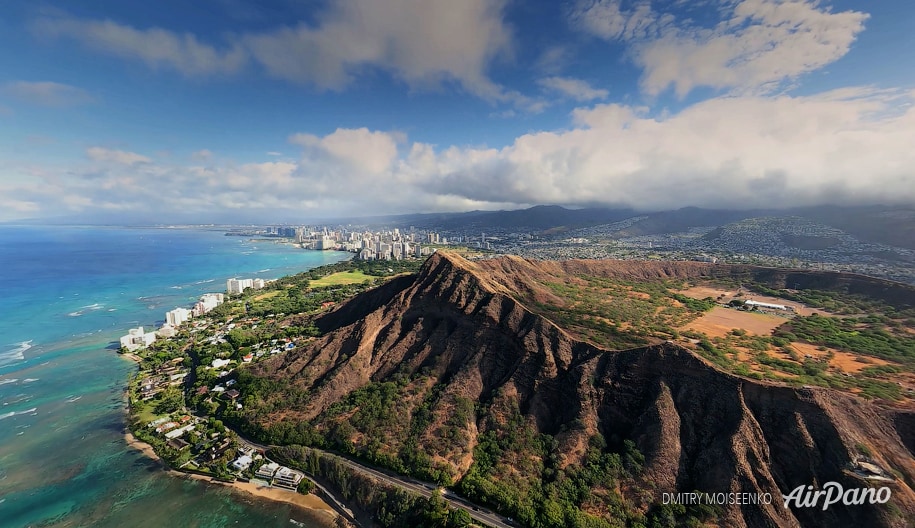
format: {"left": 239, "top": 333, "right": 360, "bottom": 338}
{"left": 570, "top": 0, "right": 869, "bottom": 97}
{"left": 243, "top": 0, "right": 513, "bottom": 100}
{"left": 428, "top": 88, "right": 915, "bottom": 209}
{"left": 86, "top": 147, "right": 151, "bottom": 165}
{"left": 290, "top": 127, "right": 403, "bottom": 174}
{"left": 2, "top": 81, "right": 93, "bottom": 106}
{"left": 33, "top": 15, "right": 247, "bottom": 76}
{"left": 4, "top": 89, "right": 913, "bottom": 222}
{"left": 538, "top": 76, "right": 609, "bottom": 101}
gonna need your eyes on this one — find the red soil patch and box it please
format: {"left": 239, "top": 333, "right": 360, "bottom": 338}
{"left": 680, "top": 286, "right": 734, "bottom": 300}
{"left": 683, "top": 306, "right": 786, "bottom": 338}
{"left": 790, "top": 342, "right": 891, "bottom": 373}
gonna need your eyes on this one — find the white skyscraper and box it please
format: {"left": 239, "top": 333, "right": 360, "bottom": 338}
{"left": 227, "top": 278, "right": 254, "bottom": 294}
{"left": 165, "top": 307, "right": 191, "bottom": 327}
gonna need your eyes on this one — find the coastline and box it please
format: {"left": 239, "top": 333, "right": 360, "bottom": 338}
{"left": 124, "top": 431, "right": 337, "bottom": 517}
{"left": 119, "top": 352, "right": 142, "bottom": 364}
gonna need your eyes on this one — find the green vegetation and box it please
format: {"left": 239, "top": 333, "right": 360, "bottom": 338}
{"left": 308, "top": 269, "right": 374, "bottom": 287}
{"left": 527, "top": 277, "right": 712, "bottom": 349}
{"left": 211, "top": 257, "right": 426, "bottom": 319}
{"left": 272, "top": 445, "right": 475, "bottom": 528}
{"left": 776, "top": 314, "right": 915, "bottom": 364}
{"left": 235, "top": 374, "right": 461, "bottom": 486}
{"left": 456, "top": 402, "right": 716, "bottom": 528}
{"left": 747, "top": 282, "right": 915, "bottom": 317}
{"left": 154, "top": 386, "right": 185, "bottom": 414}
{"left": 675, "top": 307, "right": 913, "bottom": 400}
{"left": 670, "top": 293, "right": 717, "bottom": 312}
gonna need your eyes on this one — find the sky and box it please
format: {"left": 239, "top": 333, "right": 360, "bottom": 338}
{"left": 1, "top": 0, "right": 914, "bottom": 223}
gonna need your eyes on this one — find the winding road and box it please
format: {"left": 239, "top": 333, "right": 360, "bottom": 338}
{"left": 236, "top": 436, "right": 514, "bottom": 528}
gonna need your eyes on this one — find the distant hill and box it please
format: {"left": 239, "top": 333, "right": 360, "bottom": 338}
{"left": 395, "top": 204, "right": 915, "bottom": 249}
{"left": 607, "top": 206, "right": 766, "bottom": 238}
{"left": 426, "top": 204, "right": 638, "bottom": 231}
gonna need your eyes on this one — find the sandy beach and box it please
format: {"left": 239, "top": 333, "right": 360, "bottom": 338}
{"left": 124, "top": 431, "right": 337, "bottom": 517}
{"left": 119, "top": 352, "right": 143, "bottom": 364}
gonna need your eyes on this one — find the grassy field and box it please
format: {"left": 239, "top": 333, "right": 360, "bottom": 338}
{"left": 309, "top": 270, "right": 374, "bottom": 287}
{"left": 253, "top": 290, "right": 281, "bottom": 301}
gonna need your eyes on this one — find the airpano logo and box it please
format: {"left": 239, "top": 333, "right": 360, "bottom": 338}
{"left": 782, "top": 482, "right": 892, "bottom": 510}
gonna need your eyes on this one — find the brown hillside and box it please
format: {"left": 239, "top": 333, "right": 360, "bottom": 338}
{"left": 246, "top": 252, "right": 915, "bottom": 528}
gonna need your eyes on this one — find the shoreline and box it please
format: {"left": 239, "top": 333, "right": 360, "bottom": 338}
{"left": 119, "top": 352, "right": 142, "bottom": 364}
{"left": 123, "top": 431, "right": 337, "bottom": 517}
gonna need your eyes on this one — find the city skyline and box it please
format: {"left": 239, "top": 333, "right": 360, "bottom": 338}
{"left": 1, "top": 0, "right": 914, "bottom": 223}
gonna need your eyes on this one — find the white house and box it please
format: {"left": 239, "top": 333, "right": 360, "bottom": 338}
{"left": 232, "top": 455, "right": 253, "bottom": 471}
{"left": 212, "top": 358, "right": 231, "bottom": 369}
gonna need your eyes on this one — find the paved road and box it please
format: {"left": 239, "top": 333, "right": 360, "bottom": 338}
{"left": 236, "top": 435, "right": 514, "bottom": 528}
{"left": 328, "top": 455, "right": 513, "bottom": 528}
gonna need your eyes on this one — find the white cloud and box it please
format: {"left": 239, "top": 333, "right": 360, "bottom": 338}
{"left": 34, "top": 16, "right": 247, "bottom": 76}
{"left": 426, "top": 88, "right": 915, "bottom": 209}
{"left": 290, "top": 127, "right": 403, "bottom": 174}
{"left": 5, "top": 88, "right": 914, "bottom": 222}
{"left": 86, "top": 147, "right": 151, "bottom": 165}
{"left": 570, "top": 0, "right": 869, "bottom": 98}
{"left": 538, "top": 76, "right": 609, "bottom": 101}
{"left": 2, "top": 81, "right": 93, "bottom": 106}
{"left": 33, "top": 1, "right": 521, "bottom": 105}
{"left": 243, "top": 0, "right": 513, "bottom": 100}
{"left": 570, "top": 0, "right": 662, "bottom": 41}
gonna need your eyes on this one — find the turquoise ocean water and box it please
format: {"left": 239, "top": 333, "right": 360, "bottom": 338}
{"left": 0, "top": 225, "right": 351, "bottom": 528}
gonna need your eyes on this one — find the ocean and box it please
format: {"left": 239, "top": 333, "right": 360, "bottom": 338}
{"left": 0, "top": 225, "right": 351, "bottom": 528}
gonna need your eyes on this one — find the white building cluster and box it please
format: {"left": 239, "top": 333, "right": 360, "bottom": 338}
{"left": 194, "top": 293, "right": 225, "bottom": 316}
{"left": 266, "top": 224, "right": 467, "bottom": 260}
{"left": 226, "top": 277, "right": 266, "bottom": 295}
{"left": 158, "top": 293, "right": 226, "bottom": 337}
{"left": 119, "top": 326, "right": 157, "bottom": 352}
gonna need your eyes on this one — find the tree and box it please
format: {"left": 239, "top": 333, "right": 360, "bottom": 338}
{"left": 155, "top": 386, "right": 185, "bottom": 414}
{"left": 297, "top": 478, "right": 316, "bottom": 495}
{"left": 447, "top": 508, "right": 472, "bottom": 527}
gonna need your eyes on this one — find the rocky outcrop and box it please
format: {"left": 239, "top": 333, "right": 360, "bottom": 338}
{"left": 249, "top": 253, "right": 915, "bottom": 527}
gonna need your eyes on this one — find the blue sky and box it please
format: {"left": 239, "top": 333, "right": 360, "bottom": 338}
{"left": 1, "top": 0, "right": 914, "bottom": 223}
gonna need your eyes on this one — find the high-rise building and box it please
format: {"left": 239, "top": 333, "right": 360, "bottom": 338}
{"left": 227, "top": 278, "right": 254, "bottom": 294}
{"left": 165, "top": 307, "right": 191, "bottom": 327}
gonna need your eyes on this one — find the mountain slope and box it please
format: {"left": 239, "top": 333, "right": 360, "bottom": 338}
{"left": 237, "top": 253, "right": 915, "bottom": 528}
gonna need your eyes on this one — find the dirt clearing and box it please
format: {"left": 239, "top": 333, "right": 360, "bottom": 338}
{"left": 683, "top": 306, "right": 786, "bottom": 337}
